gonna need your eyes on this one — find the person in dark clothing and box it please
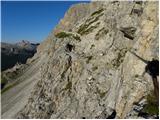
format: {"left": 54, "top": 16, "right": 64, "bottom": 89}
{"left": 129, "top": 51, "right": 159, "bottom": 103}
{"left": 145, "top": 59, "right": 159, "bottom": 78}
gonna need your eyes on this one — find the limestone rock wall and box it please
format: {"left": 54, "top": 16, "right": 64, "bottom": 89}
{"left": 16, "top": 1, "right": 158, "bottom": 119}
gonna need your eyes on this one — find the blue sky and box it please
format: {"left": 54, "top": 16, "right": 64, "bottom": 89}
{"left": 1, "top": 1, "right": 90, "bottom": 43}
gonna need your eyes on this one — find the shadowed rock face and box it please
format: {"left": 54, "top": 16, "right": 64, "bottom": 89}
{"left": 2, "top": 1, "right": 158, "bottom": 119}
{"left": 1, "top": 41, "right": 39, "bottom": 71}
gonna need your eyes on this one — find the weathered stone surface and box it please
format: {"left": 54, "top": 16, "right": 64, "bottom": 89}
{"left": 2, "top": 1, "right": 158, "bottom": 119}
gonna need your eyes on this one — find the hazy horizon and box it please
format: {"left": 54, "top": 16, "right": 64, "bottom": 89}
{"left": 1, "top": 1, "right": 90, "bottom": 44}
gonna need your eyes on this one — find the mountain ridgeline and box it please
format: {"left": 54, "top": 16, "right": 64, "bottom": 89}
{"left": 1, "top": 1, "right": 158, "bottom": 119}
{"left": 1, "top": 40, "right": 39, "bottom": 71}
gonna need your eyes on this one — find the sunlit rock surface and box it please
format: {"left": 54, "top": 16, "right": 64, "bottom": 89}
{"left": 1, "top": 1, "right": 158, "bottom": 119}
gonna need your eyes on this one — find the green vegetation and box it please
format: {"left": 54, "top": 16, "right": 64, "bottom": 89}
{"left": 91, "top": 9, "right": 104, "bottom": 16}
{"left": 72, "top": 35, "right": 81, "bottom": 41}
{"left": 77, "top": 11, "right": 103, "bottom": 35}
{"left": 55, "top": 32, "right": 73, "bottom": 38}
{"left": 78, "top": 24, "right": 89, "bottom": 35}
{"left": 99, "top": 91, "right": 106, "bottom": 98}
{"left": 1, "top": 81, "right": 19, "bottom": 94}
{"left": 55, "top": 32, "right": 81, "bottom": 41}
{"left": 95, "top": 27, "right": 109, "bottom": 40}
{"left": 135, "top": 74, "right": 139, "bottom": 78}
{"left": 142, "top": 91, "right": 159, "bottom": 115}
{"left": 78, "top": 22, "right": 100, "bottom": 35}
{"left": 86, "top": 13, "right": 103, "bottom": 25}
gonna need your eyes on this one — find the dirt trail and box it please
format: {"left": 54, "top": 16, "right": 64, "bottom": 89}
{"left": 1, "top": 56, "right": 43, "bottom": 118}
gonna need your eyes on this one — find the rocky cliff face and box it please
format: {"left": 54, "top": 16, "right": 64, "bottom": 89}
{"left": 4, "top": 1, "right": 158, "bottom": 119}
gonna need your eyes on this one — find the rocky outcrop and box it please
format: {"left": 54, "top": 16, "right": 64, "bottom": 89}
{"left": 2, "top": 1, "right": 158, "bottom": 119}
{"left": 53, "top": 2, "right": 100, "bottom": 35}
